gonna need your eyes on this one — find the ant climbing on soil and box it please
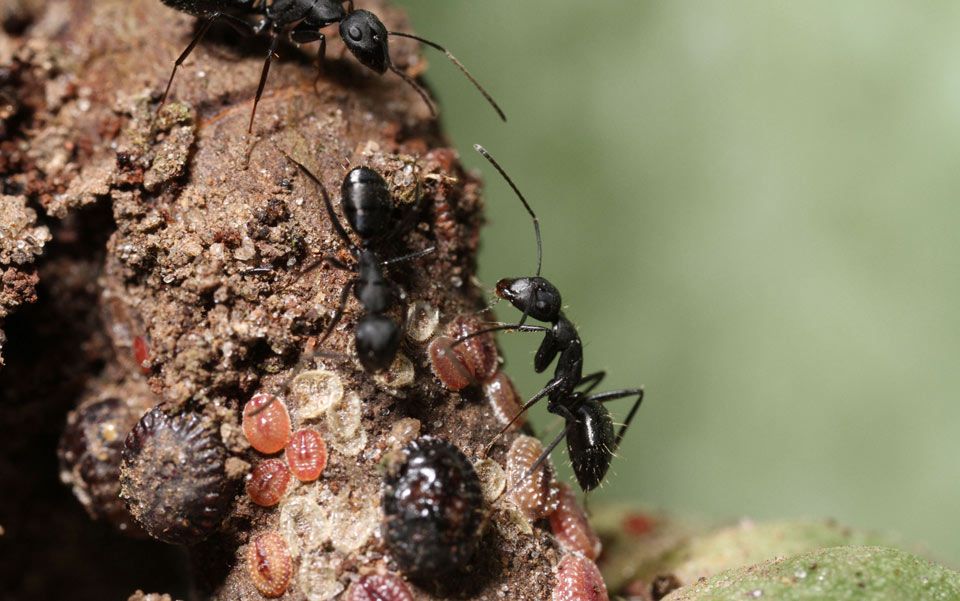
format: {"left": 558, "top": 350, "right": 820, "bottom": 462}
{"left": 279, "top": 151, "right": 434, "bottom": 373}
{"left": 157, "top": 0, "right": 506, "bottom": 131}
{"left": 459, "top": 145, "right": 645, "bottom": 492}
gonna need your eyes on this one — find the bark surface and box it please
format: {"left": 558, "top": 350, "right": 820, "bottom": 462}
{"left": 0, "top": 1, "right": 560, "bottom": 599}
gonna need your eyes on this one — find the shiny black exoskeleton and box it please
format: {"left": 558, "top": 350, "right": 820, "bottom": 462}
{"left": 282, "top": 153, "right": 433, "bottom": 373}
{"left": 158, "top": 0, "right": 505, "bottom": 132}
{"left": 464, "top": 145, "right": 645, "bottom": 492}
{"left": 382, "top": 436, "right": 483, "bottom": 578}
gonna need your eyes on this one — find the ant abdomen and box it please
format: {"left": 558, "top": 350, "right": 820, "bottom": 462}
{"left": 343, "top": 167, "right": 393, "bottom": 240}
{"left": 356, "top": 314, "right": 402, "bottom": 373}
{"left": 566, "top": 400, "right": 615, "bottom": 492}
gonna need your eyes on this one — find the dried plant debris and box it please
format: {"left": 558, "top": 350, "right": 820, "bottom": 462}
{"left": 0, "top": 195, "right": 50, "bottom": 265}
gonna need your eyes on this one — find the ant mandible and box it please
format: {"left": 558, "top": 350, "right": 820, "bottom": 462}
{"left": 157, "top": 0, "right": 506, "bottom": 132}
{"left": 280, "top": 151, "right": 434, "bottom": 373}
{"left": 459, "top": 145, "right": 645, "bottom": 492}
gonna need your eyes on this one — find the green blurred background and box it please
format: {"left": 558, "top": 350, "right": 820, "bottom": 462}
{"left": 401, "top": 0, "right": 960, "bottom": 563}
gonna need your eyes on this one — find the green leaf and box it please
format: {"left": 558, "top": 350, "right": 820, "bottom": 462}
{"left": 663, "top": 546, "right": 960, "bottom": 601}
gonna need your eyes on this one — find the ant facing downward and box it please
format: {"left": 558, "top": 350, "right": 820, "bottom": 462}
{"left": 458, "top": 145, "right": 645, "bottom": 493}
{"left": 158, "top": 0, "right": 506, "bottom": 131}
{"left": 280, "top": 152, "right": 434, "bottom": 373}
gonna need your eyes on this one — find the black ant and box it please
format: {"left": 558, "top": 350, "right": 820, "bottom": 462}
{"left": 279, "top": 151, "right": 434, "bottom": 373}
{"left": 459, "top": 145, "right": 645, "bottom": 492}
{"left": 157, "top": 0, "right": 506, "bottom": 131}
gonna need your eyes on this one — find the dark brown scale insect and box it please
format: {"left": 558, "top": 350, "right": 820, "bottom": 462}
{"left": 246, "top": 530, "right": 293, "bottom": 598}
{"left": 58, "top": 397, "right": 143, "bottom": 535}
{"left": 346, "top": 573, "right": 415, "bottom": 601}
{"left": 382, "top": 436, "right": 484, "bottom": 578}
{"left": 444, "top": 315, "right": 499, "bottom": 382}
{"left": 120, "top": 406, "right": 233, "bottom": 544}
{"left": 552, "top": 554, "right": 609, "bottom": 601}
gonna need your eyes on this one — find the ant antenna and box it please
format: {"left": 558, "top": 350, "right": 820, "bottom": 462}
{"left": 474, "top": 145, "right": 542, "bottom": 278}
{"left": 388, "top": 32, "right": 507, "bottom": 122}
{"left": 388, "top": 64, "right": 438, "bottom": 118}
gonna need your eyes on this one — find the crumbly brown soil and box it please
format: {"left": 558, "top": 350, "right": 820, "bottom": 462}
{"left": 0, "top": 1, "right": 558, "bottom": 599}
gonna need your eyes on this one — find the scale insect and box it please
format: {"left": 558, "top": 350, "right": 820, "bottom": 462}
{"left": 459, "top": 145, "right": 646, "bottom": 493}
{"left": 157, "top": 0, "right": 506, "bottom": 131}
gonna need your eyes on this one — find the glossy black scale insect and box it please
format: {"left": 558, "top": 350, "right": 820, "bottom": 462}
{"left": 280, "top": 152, "right": 434, "bottom": 373}
{"left": 459, "top": 145, "right": 645, "bottom": 492}
{"left": 158, "top": 0, "right": 506, "bottom": 131}
{"left": 382, "top": 436, "right": 483, "bottom": 578}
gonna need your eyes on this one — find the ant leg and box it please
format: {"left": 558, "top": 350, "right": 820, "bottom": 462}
{"left": 300, "top": 254, "right": 352, "bottom": 277}
{"left": 160, "top": 15, "right": 216, "bottom": 109}
{"left": 317, "top": 280, "right": 355, "bottom": 346}
{"left": 289, "top": 26, "right": 326, "bottom": 72}
{"left": 249, "top": 32, "right": 281, "bottom": 133}
{"left": 317, "top": 34, "right": 327, "bottom": 73}
{"left": 278, "top": 150, "right": 358, "bottom": 252}
{"left": 452, "top": 322, "right": 549, "bottom": 349}
{"left": 576, "top": 371, "right": 607, "bottom": 395}
{"left": 587, "top": 387, "right": 645, "bottom": 450}
{"left": 380, "top": 246, "right": 436, "bottom": 267}
{"left": 483, "top": 376, "right": 566, "bottom": 456}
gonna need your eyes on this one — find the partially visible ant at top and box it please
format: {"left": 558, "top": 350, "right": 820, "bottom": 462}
{"left": 276, "top": 150, "right": 435, "bottom": 373}
{"left": 157, "top": 0, "right": 506, "bottom": 132}
{"left": 457, "top": 145, "right": 645, "bottom": 493}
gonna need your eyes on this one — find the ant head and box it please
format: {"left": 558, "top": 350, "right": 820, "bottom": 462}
{"left": 495, "top": 277, "right": 561, "bottom": 322}
{"left": 340, "top": 10, "right": 390, "bottom": 75}
{"left": 342, "top": 167, "right": 392, "bottom": 241}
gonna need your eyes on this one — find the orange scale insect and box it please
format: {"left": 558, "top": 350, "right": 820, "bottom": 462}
{"left": 285, "top": 428, "right": 328, "bottom": 482}
{"left": 549, "top": 483, "right": 602, "bottom": 560}
{"left": 242, "top": 393, "right": 292, "bottom": 454}
{"left": 506, "top": 435, "right": 560, "bottom": 521}
{"left": 552, "top": 554, "right": 609, "bottom": 601}
{"left": 247, "top": 531, "right": 293, "bottom": 598}
{"left": 246, "top": 458, "right": 291, "bottom": 507}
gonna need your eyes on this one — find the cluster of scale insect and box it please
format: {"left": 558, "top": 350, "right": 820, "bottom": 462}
{"left": 241, "top": 393, "right": 329, "bottom": 510}
{"left": 428, "top": 315, "right": 526, "bottom": 431}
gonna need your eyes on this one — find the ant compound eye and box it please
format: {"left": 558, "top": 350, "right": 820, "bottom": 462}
{"left": 348, "top": 25, "right": 363, "bottom": 41}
